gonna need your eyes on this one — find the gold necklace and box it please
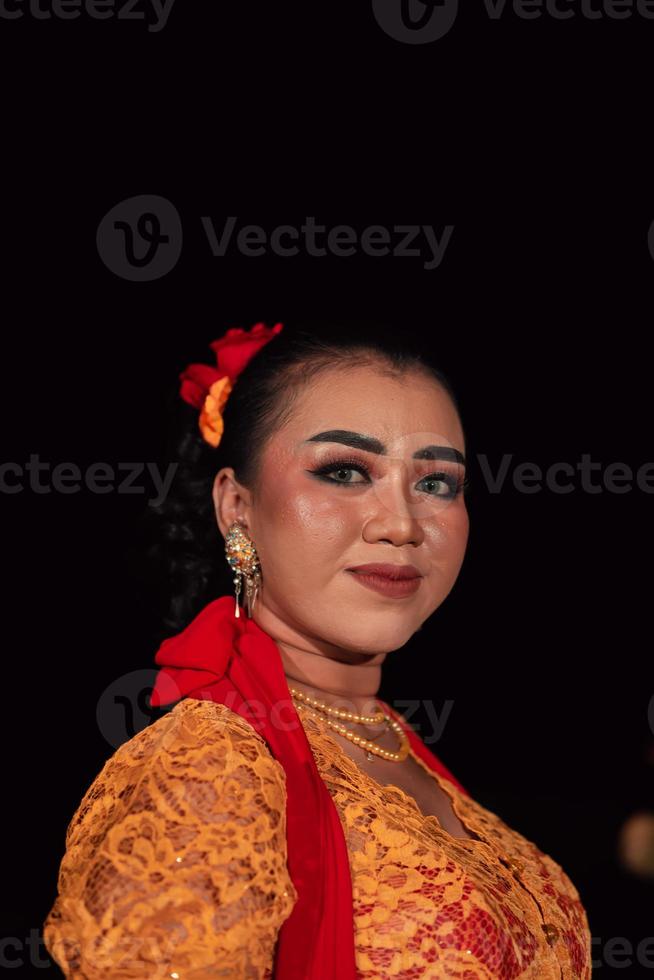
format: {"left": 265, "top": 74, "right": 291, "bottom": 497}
{"left": 288, "top": 685, "right": 386, "bottom": 723}
{"left": 289, "top": 687, "right": 409, "bottom": 762}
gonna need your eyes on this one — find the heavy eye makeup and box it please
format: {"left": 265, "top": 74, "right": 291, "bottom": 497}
{"left": 306, "top": 454, "right": 469, "bottom": 498}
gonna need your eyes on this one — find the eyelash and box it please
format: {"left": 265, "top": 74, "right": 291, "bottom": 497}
{"left": 310, "top": 456, "right": 469, "bottom": 498}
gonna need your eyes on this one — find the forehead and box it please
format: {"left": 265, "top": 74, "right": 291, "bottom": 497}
{"left": 275, "top": 364, "right": 464, "bottom": 456}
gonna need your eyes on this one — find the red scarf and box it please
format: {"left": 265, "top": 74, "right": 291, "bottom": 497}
{"left": 149, "top": 596, "right": 469, "bottom": 979}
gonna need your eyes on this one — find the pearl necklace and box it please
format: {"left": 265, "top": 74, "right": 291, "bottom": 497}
{"left": 289, "top": 685, "right": 410, "bottom": 762}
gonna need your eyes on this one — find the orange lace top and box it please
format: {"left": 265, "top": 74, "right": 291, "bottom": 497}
{"left": 43, "top": 697, "right": 592, "bottom": 979}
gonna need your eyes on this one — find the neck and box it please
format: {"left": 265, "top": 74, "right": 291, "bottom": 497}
{"left": 281, "top": 648, "right": 384, "bottom": 719}
{"left": 251, "top": 600, "right": 385, "bottom": 719}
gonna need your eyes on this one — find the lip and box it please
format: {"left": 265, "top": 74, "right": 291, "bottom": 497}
{"left": 346, "top": 570, "right": 422, "bottom": 598}
{"left": 346, "top": 563, "right": 423, "bottom": 580}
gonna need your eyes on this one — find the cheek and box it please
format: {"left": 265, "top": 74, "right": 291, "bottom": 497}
{"left": 266, "top": 480, "right": 359, "bottom": 551}
{"left": 449, "top": 503, "right": 470, "bottom": 547}
{"left": 424, "top": 502, "right": 469, "bottom": 557}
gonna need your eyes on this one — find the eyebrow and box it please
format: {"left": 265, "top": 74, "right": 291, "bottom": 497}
{"left": 303, "top": 430, "right": 466, "bottom": 466}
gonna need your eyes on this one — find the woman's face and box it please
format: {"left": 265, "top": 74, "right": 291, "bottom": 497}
{"left": 216, "top": 364, "right": 469, "bottom": 656}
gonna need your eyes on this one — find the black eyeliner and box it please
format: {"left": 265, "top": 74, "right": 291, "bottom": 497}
{"left": 307, "top": 457, "right": 467, "bottom": 497}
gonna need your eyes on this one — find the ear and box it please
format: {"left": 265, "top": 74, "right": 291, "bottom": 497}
{"left": 212, "top": 467, "right": 252, "bottom": 539}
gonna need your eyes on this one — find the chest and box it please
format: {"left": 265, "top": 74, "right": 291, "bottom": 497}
{"left": 357, "top": 752, "right": 478, "bottom": 840}
{"left": 300, "top": 713, "right": 479, "bottom": 841}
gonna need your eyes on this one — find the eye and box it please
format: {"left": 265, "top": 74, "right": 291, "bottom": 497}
{"left": 310, "top": 458, "right": 371, "bottom": 485}
{"left": 417, "top": 473, "right": 469, "bottom": 497}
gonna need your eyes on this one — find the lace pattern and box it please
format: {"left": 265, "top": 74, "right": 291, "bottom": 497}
{"left": 298, "top": 708, "right": 591, "bottom": 979}
{"left": 44, "top": 698, "right": 591, "bottom": 979}
{"left": 44, "top": 699, "right": 297, "bottom": 978}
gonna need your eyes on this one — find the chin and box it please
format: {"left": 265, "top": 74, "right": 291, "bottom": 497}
{"left": 333, "top": 618, "right": 418, "bottom": 656}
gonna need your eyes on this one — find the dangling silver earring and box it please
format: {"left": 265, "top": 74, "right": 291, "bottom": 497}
{"left": 224, "top": 521, "right": 262, "bottom": 619}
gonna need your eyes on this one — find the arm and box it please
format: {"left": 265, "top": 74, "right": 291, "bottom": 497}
{"left": 43, "top": 700, "right": 297, "bottom": 979}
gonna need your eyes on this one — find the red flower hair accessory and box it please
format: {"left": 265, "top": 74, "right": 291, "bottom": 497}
{"left": 179, "top": 321, "right": 284, "bottom": 447}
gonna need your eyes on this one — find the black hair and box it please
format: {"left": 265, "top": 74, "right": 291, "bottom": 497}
{"left": 134, "top": 319, "right": 465, "bottom": 642}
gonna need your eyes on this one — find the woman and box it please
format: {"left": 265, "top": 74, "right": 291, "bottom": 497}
{"left": 43, "top": 320, "right": 592, "bottom": 978}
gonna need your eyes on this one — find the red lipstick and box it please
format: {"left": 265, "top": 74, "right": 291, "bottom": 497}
{"left": 346, "top": 563, "right": 423, "bottom": 598}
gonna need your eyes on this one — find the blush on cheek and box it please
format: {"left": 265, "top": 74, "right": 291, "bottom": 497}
{"left": 289, "top": 488, "right": 353, "bottom": 526}
{"left": 266, "top": 493, "right": 355, "bottom": 569}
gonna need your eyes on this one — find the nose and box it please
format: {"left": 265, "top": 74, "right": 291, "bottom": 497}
{"left": 361, "top": 467, "right": 426, "bottom": 548}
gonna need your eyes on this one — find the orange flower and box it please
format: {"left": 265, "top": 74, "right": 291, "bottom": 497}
{"left": 198, "top": 375, "right": 233, "bottom": 448}
{"left": 179, "top": 322, "right": 283, "bottom": 448}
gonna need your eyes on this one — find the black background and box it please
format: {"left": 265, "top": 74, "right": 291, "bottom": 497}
{"left": 1, "top": 0, "right": 653, "bottom": 975}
